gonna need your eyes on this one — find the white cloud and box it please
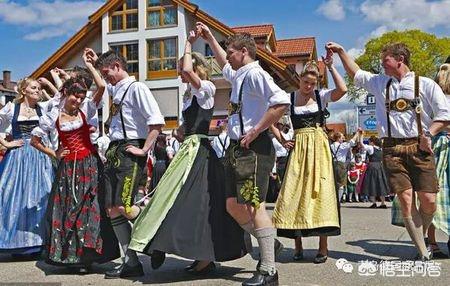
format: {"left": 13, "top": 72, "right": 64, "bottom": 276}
{"left": 347, "top": 48, "right": 364, "bottom": 60}
{"left": 360, "top": 0, "right": 450, "bottom": 30}
{"left": 0, "top": 0, "right": 103, "bottom": 41}
{"left": 317, "top": 0, "right": 346, "bottom": 21}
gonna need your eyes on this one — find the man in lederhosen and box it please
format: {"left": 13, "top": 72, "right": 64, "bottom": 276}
{"left": 93, "top": 51, "right": 165, "bottom": 278}
{"left": 327, "top": 41, "right": 450, "bottom": 260}
{"left": 197, "top": 22, "right": 290, "bottom": 286}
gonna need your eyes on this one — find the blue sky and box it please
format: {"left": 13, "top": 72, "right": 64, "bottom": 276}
{"left": 1, "top": 0, "right": 449, "bottom": 121}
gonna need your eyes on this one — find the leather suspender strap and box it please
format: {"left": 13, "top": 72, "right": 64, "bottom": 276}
{"left": 118, "top": 81, "right": 137, "bottom": 140}
{"left": 385, "top": 79, "right": 393, "bottom": 138}
{"left": 314, "top": 90, "right": 325, "bottom": 125}
{"left": 237, "top": 73, "right": 250, "bottom": 137}
{"left": 414, "top": 75, "right": 423, "bottom": 136}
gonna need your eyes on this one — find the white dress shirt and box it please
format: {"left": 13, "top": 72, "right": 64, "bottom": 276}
{"left": 354, "top": 70, "right": 450, "bottom": 138}
{"left": 212, "top": 131, "right": 230, "bottom": 158}
{"left": 222, "top": 61, "right": 290, "bottom": 140}
{"left": 107, "top": 76, "right": 165, "bottom": 141}
{"left": 330, "top": 140, "right": 356, "bottom": 163}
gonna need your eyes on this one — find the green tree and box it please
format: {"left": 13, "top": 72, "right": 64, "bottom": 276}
{"left": 347, "top": 29, "right": 450, "bottom": 102}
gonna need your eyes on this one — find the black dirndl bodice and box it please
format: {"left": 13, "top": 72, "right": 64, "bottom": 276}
{"left": 368, "top": 147, "right": 383, "bottom": 162}
{"left": 182, "top": 95, "right": 213, "bottom": 136}
{"left": 290, "top": 92, "right": 327, "bottom": 129}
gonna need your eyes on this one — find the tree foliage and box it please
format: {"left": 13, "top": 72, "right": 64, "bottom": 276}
{"left": 347, "top": 29, "right": 450, "bottom": 102}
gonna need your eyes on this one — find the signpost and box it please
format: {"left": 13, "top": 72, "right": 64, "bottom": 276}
{"left": 358, "top": 104, "right": 378, "bottom": 139}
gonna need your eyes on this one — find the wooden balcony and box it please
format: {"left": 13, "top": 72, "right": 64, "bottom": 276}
{"left": 205, "top": 56, "right": 223, "bottom": 77}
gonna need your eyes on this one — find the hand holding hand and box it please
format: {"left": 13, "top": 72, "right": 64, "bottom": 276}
{"left": 195, "top": 22, "right": 212, "bottom": 40}
{"left": 325, "top": 42, "right": 345, "bottom": 53}
{"left": 187, "top": 30, "right": 199, "bottom": 44}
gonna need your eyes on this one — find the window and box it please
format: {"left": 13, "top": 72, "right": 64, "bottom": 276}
{"left": 110, "top": 43, "right": 139, "bottom": 78}
{"left": 205, "top": 44, "right": 213, "bottom": 57}
{"left": 109, "top": 0, "right": 138, "bottom": 32}
{"left": 147, "top": 0, "right": 177, "bottom": 28}
{"left": 148, "top": 38, "right": 178, "bottom": 79}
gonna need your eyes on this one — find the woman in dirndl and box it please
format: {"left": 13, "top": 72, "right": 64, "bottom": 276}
{"left": 0, "top": 78, "right": 54, "bottom": 257}
{"left": 360, "top": 135, "right": 390, "bottom": 208}
{"left": 31, "top": 65, "right": 119, "bottom": 272}
{"left": 129, "top": 32, "right": 246, "bottom": 274}
{"left": 272, "top": 53, "right": 347, "bottom": 264}
{"left": 150, "top": 133, "right": 173, "bottom": 190}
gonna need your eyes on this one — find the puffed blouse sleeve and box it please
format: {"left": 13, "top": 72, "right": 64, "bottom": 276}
{"left": 31, "top": 106, "right": 59, "bottom": 138}
{"left": 0, "top": 102, "right": 14, "bottom": 132}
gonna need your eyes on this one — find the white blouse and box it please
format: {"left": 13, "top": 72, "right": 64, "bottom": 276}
{"left": 0, "top": 101, "right": 50, "bottom": 132}
{"left": 182, "top": 80, "right": 216, "bottom": 111}
{"left": 292, "top": 89, "right": 332, "bottom": 115}
{"left": 32, "top": 98, "right": 101, "bottom": 137}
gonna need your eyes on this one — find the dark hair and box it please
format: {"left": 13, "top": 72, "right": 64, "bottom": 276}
{"left": 368, "top": 136, "right": 381, "bottom": 147}
{"left": 94, "top": 50, "right": 128, "bottom": 72}
{"left": 226, "top": 33, "right": 257, "bottom": 60}
{"left": 61, "top": 76, "right": 88, "bottom": 97}
{"left": 156, "top": 133, "right": 167, "bottom": 149}
{"left": 381, "top": 42, "right": 411, "bottom": 67}
{"left": 72, "top": 65, "right": 93, "bottom": 89}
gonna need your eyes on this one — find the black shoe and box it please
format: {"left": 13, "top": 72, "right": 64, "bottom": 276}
{"left": 186, "top": 262, "right": 216, "bottom": 275}
{"left": 369, "top": 203, "right": 377, "bottom": 208}
{"left": 242, "top": 271, "right": 279, "bottom": 286}
{"left": 184, "top": 260, "right": 199, "bottom": 271}
{"left": 78, "top": 266, "right": 91, "bottom": 275}
{"left": 104, "top": 262, "right": 144, "bottom": 279}
{"left": 151, "top": 250, "right": 166, "bottom": 270}
{"left": 256, "top": 239, "right": 284, "bottom": 270}
{"left": 378, "top": 204, "right": 387, "bottom": 209}
{"left": 293, "top": 250, "right": 304, "bottom": 261}
{"left": 313, "top": 253, "right": 328, "bottom": 264}
{"left": 447, "top": 239, "right": 450, "bottom": 256}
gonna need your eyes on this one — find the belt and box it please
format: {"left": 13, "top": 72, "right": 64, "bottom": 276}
{"left": 386, "top": 98, "right": 421, "bottom": 113}
{"left": 382, "top": 137, "right": 419, "bottom": 146}
{"left": 110, "top": 139, "right": 145, "bottom": 146}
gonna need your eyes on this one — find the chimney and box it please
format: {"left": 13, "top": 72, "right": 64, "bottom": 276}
{"left": 2, "top": 71, "right": 11, "bottom": 89}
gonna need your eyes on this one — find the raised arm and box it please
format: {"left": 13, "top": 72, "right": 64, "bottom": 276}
{"left": 38, "top": 77, "right": 58, "bottom": 96}
{"left": 83, "top": 48, "right": 105, "bottom": 106}
{"left": 322, "top": 50, "right": 347, "bottom": 102}
{"left": 196, "top": 22, "right": 227, "bottom": 69}
{"left": 326, "top": 42, "right": 360, "bottom": 80}
{"left": 182, "top": 31, "right": 202, "bottom": 89}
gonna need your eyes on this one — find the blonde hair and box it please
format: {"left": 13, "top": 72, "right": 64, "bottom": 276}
{"left": 14, "top": 77, "right": 37, "bottom": 104}
{"left": 191, "top": 52, "right": 211, "bottom": 80}
{"left": 436, "top": 63, "right": 450, "bottom": 95}
{"left": 300, "top": 60, "right": 320, "bottom": 78}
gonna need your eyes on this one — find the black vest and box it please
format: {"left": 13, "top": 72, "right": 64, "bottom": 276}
{"left": 182, "top": 95, "right": 213, "bottom": 136}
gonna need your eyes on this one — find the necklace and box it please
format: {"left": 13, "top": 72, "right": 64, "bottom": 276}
{"left": 62, "top": 108, "right": 79, "bottom": 116}
{"left": 22, "top": 103, "right": 36, "bottom": 119}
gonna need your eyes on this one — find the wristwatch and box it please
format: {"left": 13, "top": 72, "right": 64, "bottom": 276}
{"left": 424, "top": 130, "right": 433, "bottom": 138}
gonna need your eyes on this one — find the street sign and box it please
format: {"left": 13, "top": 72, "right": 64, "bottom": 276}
{"left": 363, "top": 116, "right": 377, "bottom": 130}
{"left": 358, "top": 105, "right": 376, "bottom": 116}
{"left": 367, "top": 94, "right": 376, "bottom": 105}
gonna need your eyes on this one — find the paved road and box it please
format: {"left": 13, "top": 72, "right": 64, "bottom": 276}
{"left": 1, "top": 202, "right": 449, "bottom": 286}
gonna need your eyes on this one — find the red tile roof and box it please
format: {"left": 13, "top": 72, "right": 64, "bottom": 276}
{"left": 232, "top": 24, "right": 274, "bottom": 38}
{"left": 275, "top": 37, "right": 315, "bottom": 57}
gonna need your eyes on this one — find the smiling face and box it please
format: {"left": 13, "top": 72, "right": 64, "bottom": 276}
{"left": 22, "top": 80, "right": 42, "bottom": 102}
{"left": 99, "top": 63, "right": 121, "bottom": 86}
{"left": 64, "top": 91, "right": 86, "bottom": 113}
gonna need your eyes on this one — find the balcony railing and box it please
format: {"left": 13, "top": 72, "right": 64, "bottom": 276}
{"left": 205, "top": 56, "right": 223, "bottom": 77}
